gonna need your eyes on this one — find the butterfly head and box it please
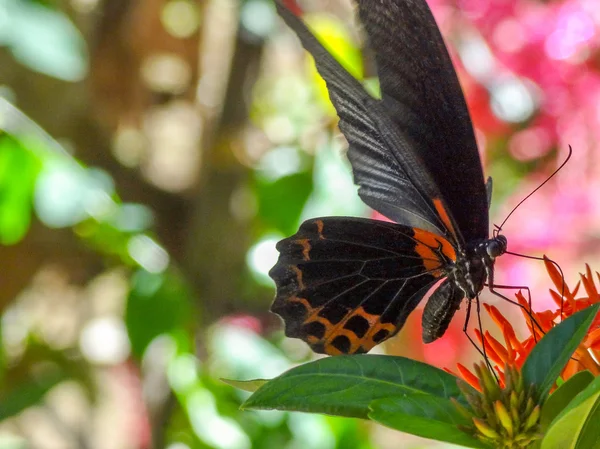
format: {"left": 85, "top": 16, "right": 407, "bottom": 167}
{"left": 487, "top": 234, "right": 507, "bottom": 259}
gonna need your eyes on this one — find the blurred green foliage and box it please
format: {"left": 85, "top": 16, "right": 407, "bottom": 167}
{"left": 126, "top": 270, "right": 193, "bottom": 359}
{"left": 0, "top": 111, "right": 378, "bottom": 449}
{"left": 0, "top": 2, "right": 384, "bottom": 447}
{"left": 0, "top": 0, "right": 88, "bottom": 80}
{"left": 0, "top": 133, "right": 40, "bottom": 244}
{"left": 254, "top": 170, "right": 313, "bottom": 235}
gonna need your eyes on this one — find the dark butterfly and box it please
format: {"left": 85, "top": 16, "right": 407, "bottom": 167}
{"left": 269, "top": 0, "right": 507, "bottom": 355}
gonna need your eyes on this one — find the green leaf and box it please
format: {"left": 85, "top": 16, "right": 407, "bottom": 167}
{"left": 255, "top": 171, "right": 313, "bottom": 235}
{"left": 540, "top": 370, "right": 594, "bottom": 431}
{"left": 222, "top": 378, "right": 269, "bottom": 393}
{"left": 541, "top": 375, "right": 600, "bottom": 449}
{"left": 522, "top": 304, "right": 600, "bottom": 400}
{"left": 125, "top": 270, "right": 194, "bottom": 359}
{"left": 0, "top": 134, "right": 40, "bottom": 244}
{"left": 369, "top": 396, "right": 487, "bottom": 448}
{"left": 242, "top": 355, "right": 468, "bottom": 418}
{"left": 552, "top": 376, "right": 600, "bottom": 424}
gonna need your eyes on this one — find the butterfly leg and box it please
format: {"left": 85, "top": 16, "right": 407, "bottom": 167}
{"left": 461, "top": 297, "right": 498, "bottom": 379}
{"left": 486, "top": 269, "right": 544, "bottom": 338}
{"left": 501, "top": 253, "right": 567, "bottom": 321}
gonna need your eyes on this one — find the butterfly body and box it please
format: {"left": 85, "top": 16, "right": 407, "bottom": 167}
{"left": 422, "top": 235, "right": 507, "bottom": 341}
{"left": 270, "top": 0, "right": 507, "bottom": 355}
{"left": 457, "top": 236, "right": 508, "bottom": 299}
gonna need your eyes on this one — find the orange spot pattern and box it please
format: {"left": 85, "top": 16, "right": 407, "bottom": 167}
{"left": 288, "top": 295, "right": 396, "bottom": 355}
{"left": 290, "top": 265, "right": 305, "bottom": 290}
{"left": 315, "top": 219, "right": 325, "bottom": 239}
{"left": 294, "top": 238, "right": 311, "bottom": 261}
{"left": 413, "top": 228, "right": 457, "bottom": 272}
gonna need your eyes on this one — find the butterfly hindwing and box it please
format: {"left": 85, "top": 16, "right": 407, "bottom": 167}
{"left": 269, "top": 217, "right": 457, "bottom": 354}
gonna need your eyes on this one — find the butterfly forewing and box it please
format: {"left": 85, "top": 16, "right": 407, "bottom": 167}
{"left": 356, "top": 0, "right": 488, "bottom": 242}
{"left": 269, "top": 217, "right": 456, "bottom": 355}
{"left": 275, "top": 2, "right": 460, "bottom": 242}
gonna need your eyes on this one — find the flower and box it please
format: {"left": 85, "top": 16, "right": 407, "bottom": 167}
{"left": 456, "top": 363, "right": 542, "bottom": 448}
{"left": 455, "top": 256, "right": 600, "bottom": 390}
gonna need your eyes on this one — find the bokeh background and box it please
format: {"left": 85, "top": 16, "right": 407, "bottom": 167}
{"left": 1, "top": 0, "right": 599, "bottom": 448}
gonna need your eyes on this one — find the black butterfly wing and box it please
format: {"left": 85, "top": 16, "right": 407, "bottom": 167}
{"left": 269, "top": 217, "right": 457, "bottom": 355}
{"left": 356, "top": 0, "right": 488, "bottom": 242}
{"left": 276, "top": 2, "right": 461, "bottom": 242}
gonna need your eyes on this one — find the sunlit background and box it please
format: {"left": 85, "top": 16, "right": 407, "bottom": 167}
{"left": 0, "top": 0, "right": 599, "bottom": 447}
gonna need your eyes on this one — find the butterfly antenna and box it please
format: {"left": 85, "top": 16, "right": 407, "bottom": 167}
{"left": 494, "top": 148, "right": 570, "bottom": 336}
{"left": 497, "top": 145, "right": 573, "bottom": 233}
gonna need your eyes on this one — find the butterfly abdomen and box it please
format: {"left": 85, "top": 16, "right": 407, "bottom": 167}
{"left": 422, "top": 278, "right": 464, "bottom": 343}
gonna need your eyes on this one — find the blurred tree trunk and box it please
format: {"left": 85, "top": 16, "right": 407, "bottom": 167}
{"left": 184, "top": 27, "right": 266, "bottom": 328}
{"left": 0, "top": 0, "right": 270, "bottom": 326}
{"left": 0, "top": 2, "right": 271, "bottom": 448}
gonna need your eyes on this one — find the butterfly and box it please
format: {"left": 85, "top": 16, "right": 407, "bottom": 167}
{"left": 269, "top": 0, "right": 507, "bottom": 356}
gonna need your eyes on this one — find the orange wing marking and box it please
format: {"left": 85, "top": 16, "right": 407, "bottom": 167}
{"left": 315, "top": 219, "right": 325, "bottom": 239}
{"left": 321, "top": 306, "right": 396, "bottom": 355}
{"left": 412, "top": 228, "right": 457, "bottom": 272}
{"left": 433, "top": 198, "right": 458, "bottom": 240}
{"left": 294, "top": 239, "right": 311, "bottom": 261}
{"left": 290, "top": 265, "right": 306, "bottom": 290}
{"left": 413, "top": 241, "right": 440, "bottom": 271}
{"left": 289, "top": 295, "right": 325, "bottom": 324}
{"left": 289, "top": 297, "right": 396, "bottom": 355}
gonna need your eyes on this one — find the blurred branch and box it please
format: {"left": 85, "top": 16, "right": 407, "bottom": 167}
{"left": 150, "top": 391, "right": 177, "bottom": 448}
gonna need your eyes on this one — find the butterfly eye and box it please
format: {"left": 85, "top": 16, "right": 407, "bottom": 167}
{"left": 487, "top": 235, "right": 507, "bottom": 258}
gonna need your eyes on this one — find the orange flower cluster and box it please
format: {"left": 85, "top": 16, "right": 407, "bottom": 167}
{"left": 456, "top": 257, "right": 600, "bottom": 390}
